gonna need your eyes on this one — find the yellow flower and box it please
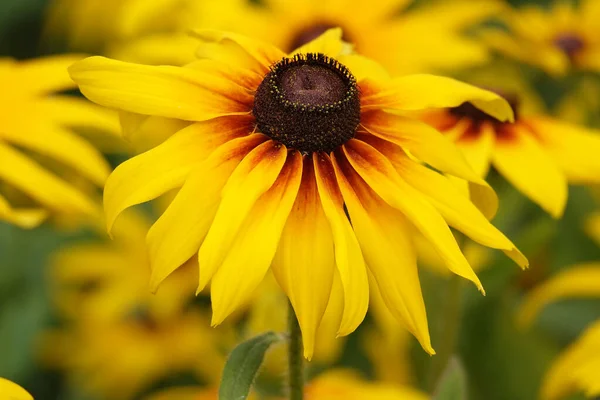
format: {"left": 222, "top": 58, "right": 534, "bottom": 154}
{"left": 40, "top": 311, "right": 227, "bottom": 400}
{"left": 47, "top": 0, "right": 502, "bottom": 74}
{"left": 420, "top": 69, "right": 600, "bottom": 219}
{"left": 540, "top": 319, "right": 600, "bottom": 400}
{"left": 69, "top": 29, "right": 526, "bottom": 359}
{"left": 0, "top": 378, "right": 33, "bottom": 400}
{"left": 49, "top": 209, "right": 197, "bottom": 324}
{"left": 0, "top": 56, "right": 118, "bottom": 228}
{"left": 481, "top": 0, "right": 600, "bottom": 75}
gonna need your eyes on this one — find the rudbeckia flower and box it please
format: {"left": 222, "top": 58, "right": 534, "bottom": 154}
{"left": 47, "top": 0, "right": 502, "bottom": 74}
{"left": 0, "top": 56, "right": 118, "bottom": 228}
{"left": 40, "top": 311, "right": 227, "bottom": 400}
{"left": 539, "top": 319, "right": 600, "bottom": 400}
{"left": 49, "top": 210, "right": 197, "bottom": 324}
{"left": 0, "top": 378, "right": 33, "bottom": 400}
{"left": 420, "top": 71, "right": 600, "bottom": 219}
{"left": 69, "top": 29, "right": 526, "bottom": 358}
{"left": 481, "top": 0, "right": 600, "bottom": 75}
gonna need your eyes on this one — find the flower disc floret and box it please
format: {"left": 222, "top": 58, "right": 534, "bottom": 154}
{"left": 253, "top": 53, "right": 360, "bottom": 154}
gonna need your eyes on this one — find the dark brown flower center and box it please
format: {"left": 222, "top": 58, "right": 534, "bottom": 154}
{"left": 253, "top": 53, "right": 360, "bottom": 153}
{"left": 553, "top": 33, "right": 585, "bottom": 59}
{"left": 289, "top": 22, "right": 346, "bottom": 51}
{"left": 450, "top": 90, "right": 519, "bottom": 127}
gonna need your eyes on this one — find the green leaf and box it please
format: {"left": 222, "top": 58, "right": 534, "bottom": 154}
{"left": 434, "top": 357, "right": 468, "bottom": 400}
{"left": 219, "top": 331, "right": 284, "bottom": 400}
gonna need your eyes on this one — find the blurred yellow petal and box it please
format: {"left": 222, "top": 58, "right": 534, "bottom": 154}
{"left": 104, "top": 117, "right": 252, "bottom": 233}
{"left": 69, "top": 56, "right": 253, "bottom": 120}
{"left": 0, "top": 195, "right": 47, "bottom": 228}
{"left": 272, "top": 158, "right": 335, "bottom": 359}
{"left": 314, "top": 154, "right": 369, "bottom": 336}
{"left": 492, "top": 126, "right": 567, "bottom": 218}
{"left": 585, "top": 213, "right": 600, "bottom": 245}
{"left": 457, "top": 123, "right": 496, "bottom": 178}
{"left": 0, "top": 143, "right": 97, "bottom": 216}
{"left": 291, "top": 28, "right": 350, "bottom": 58}
{"left": 518, "top": 263, "right": 600, "bottom": 328}
{"left": 541, "top": 320, "right": 600, "bottom": 400}
{"left": 0, "top": 378, "right": 33, "bottom": 400}
{"left": 211, "top": 151, "right": 302, "bottom": 325}
{"left": 16, "top": 55, "right": 84, "bottom": 94}
{"left": 198, "top": 141, "right": 287, "bottom": 291}
{"left": 342, "top": 139, "right": 483, "bottom": 292}
{"left": 333, "top": 153, "right": 433, "bottom": 354}
{"left": 526, "top": 117, "right": 600, "bottom": 184}
{"left": 360, "top": 75, "right": 514, "bottom": 123}
{"left": 147, "top": 134, "right": 266, "bottom": 291}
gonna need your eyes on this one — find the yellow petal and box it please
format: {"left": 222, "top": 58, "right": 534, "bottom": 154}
{"left": 0, "top": 378, "right": 33, "bottom": 400}
{"left": 360, "top": 74, "right": 514, "bottom": 123}
{"left": 457, "top": 122, "right": 496, "bottom": 178}
{"left": 211, "top": 151, "right": 303, "bottom": 325}
{"left": 386, "top": 147, "right": 527, "bottom": 269}
{"left": 338, "top": 54, "right": 390, "bottom": 82}
{"left": 314, "top": 153, "right": 369, "bottom": 336}
{"left": 0, "top": 194, "right": 47, "bottom": 229}
{"left": 198, "top": 141, "right": 287, "bottom": 292}
{"left": 4, "top": 123, "right": 110, "bottom": 186}
{"left": 147, "top": 134, "right": 267, "bottom": 292}
{"left": 108, "top": 33, "right": 199, "bottom": 67}
{"left": 191, "top": 30, "right": 285, "bottom": 71}
{"left": 0, "top": 142, "right": 97, "bottom": 216}
{"left": 343, "top": 139, "right": 483, "bottom": 292}
{"left": 291, "top": 28, "right": 350, "bottom": 58}
{"left": 333, "top": 152, "right": 434, "bottom": 354}
{"left": 518, "top": 263, "right": 600, "bottom": 328}
{"left": 118, "top": 112, "right": 190, "bottom": 152}
{"left": 361, "top": 110, "right": 483, "bottom": 183}
{"left": 104, "top": 117, "right": 252, "bottom": 233}
{"left": 16, "top": 55, "right": 84, "bottom": 94}
{"left": 525, "top": 117, "right": 600, "bottom": 184}
{"left": 585, "top": 213, "right": 600, "bottom": 246}
{"left": 492, "top": 125, "right": 567, "bottom": 218}
{"left": 69, "top": 56, "right": 253, "bottom": 121}
{"left": 272, "top": 158, "right": 335, "bottom": 359}
{"left": 37, "top": 97, "right": 120, "bottom": 135}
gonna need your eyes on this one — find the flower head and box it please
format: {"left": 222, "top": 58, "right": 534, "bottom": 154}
{"left": 420, "top": 71, "right": 600, "bottom": 218}
{"left": 69, "top": 29, "right": 526, "bottom": 359}
{"left": 481, "top": 0, "right": 600, "bottom": 75}
{"left": 0, "top": 56, "right": 118, "bottom": 228}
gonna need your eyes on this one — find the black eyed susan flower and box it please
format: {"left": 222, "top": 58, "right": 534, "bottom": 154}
{"left": 481, "top": 0, "right": 600, "bottom": 75}
{"left": 69, "top": 29, "right": 527, "bottom": 358}
{"left": 420, "top": 75, "right": 600, "bottom": 219}
{"left": 0, "top": 56, "right": 118, "bottom": 228}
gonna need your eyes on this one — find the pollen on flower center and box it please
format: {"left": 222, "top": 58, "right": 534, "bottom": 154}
{"left": 553, "top": 33, "right": 585, "bottom": 59}
{"left": 253, "top": 53, "right": 360, "bottom": 153}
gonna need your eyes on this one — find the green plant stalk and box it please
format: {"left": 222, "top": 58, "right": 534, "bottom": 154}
{"left": 288, "top": 302, "right": 304, "bottom": 400}
{"left": 428, "top": 274, "right": 464, "bottom": 392}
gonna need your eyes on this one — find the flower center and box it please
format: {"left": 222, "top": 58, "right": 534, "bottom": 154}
{"left": 253, "top": 53, "right": 360, "bottom": 153}
{"left": 289, "top": 22, "right": 345, "bottom": 51}
{"left": 553, "top": 33, "right": 585, "bottom": 59}
{"left": 450, "top": 91, "right": 519, "bottom": 127}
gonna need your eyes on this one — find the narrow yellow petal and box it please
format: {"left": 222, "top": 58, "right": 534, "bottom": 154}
{"left": 387, "top": 147, "right": 527, "bottom": 269}
{"left": 0, "top": 142, "right": 97, "bottom": 216}
{"left": 518, "top": 263, "right": 600, "bottom": 327}
{"left": 361, "top": 110, "right": 483, "bottom": 183}
{"left": 333, "top": 153, "right": 434, "bottom": 354}
{"left": 211, "top": 151, "right": 303, "bottom": 325}
{"left": 272, "top": 158, "right": 335, "bottom": 359}
{"left": 147, "top": 134, "right": 266, "bottom": 292}
{"left": 16, "top": 54, "right": 84, "bottom": 94}
{"left": 37, "top": 97, "right": 120, "bottom": 135}
{"left": 360, "top": 74, "right": 514, "bottom": 123}
{"left": 456, "top": 123, "right": 496, "bottom": 178}
{"left": 104, "top": 117, "right": 252, "bottom": 233}
{"left": 69, "top": 56, "right": 253, "bottom": 121}
{"left": 198, "top": 141, "right": 287, "bottom": 292}
{"left": 0, "top": 378, "right": 33, "bottom": 400}
{"left": 492, "top": 125, "right": 568, "bottom": 218}
{"left": 343, "top": 139, "right": 483, "bottom": 292}
{"left": 291, "top": 28, "right": 350, "bottom": 58}
{"left": 118, "top": 112, "right": 190, "bottom": 152}
{"left": 313, "top": 153, "right": 369, "bottom": 336}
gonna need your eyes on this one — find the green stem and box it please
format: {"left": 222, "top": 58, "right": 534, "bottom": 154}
{"left": 288, "top": 302, "right": 304, "bottom": 400}
{"left": 428, "top": 274, "right": 464, "bottom": 392}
